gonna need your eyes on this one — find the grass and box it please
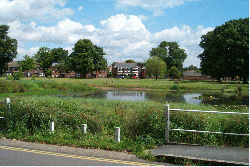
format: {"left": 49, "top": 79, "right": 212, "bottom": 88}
{"left": 1, "top": 77, "right": 248, "bottom": 93}
{"left": 0, "top": 96, "right": 248, "bottom": 161}
{"left": 0, "top": 77, "right": 248, "bottom": 164}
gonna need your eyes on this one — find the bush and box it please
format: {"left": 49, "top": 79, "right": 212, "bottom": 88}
{"left": 13, "top": 71, "right": 23, "bottom": 80}
{"left": 6, "top": 75, "right": 13, "bottom": 80}
{"left": 172, "top": 85, "right": 180, "bottom": 90}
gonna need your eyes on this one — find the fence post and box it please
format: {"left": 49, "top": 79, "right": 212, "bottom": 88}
{"left": 81, "top": 124, "right": 87, "bottom": 134}
{"left": 165, "top": 104, "right": 170, "bottom": 143}
{"left": 115, "top": 127, "right": 120, "bottom": 142}
{"left": 5, "top": 98, "right": 10, "bottom": 114}
{"left": 50, "top": 122, "right": 54, "bottom": 133}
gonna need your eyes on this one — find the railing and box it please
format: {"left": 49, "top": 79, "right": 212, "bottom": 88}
{"left": 164, "top": 104, "right": 249, "bottom": 143}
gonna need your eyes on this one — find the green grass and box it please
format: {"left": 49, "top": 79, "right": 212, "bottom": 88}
{"left": 0, "top": 96, "right": 248, "bottom": 156}
{"left": 0, "top": 77, "right": 248, "bottom": 93}
{"left": 0, "top": 77, "right": 248, "bottom": 163}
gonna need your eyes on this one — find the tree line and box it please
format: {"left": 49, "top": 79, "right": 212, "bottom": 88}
{"left": 145, "top": 18, "right": 249, "bottom": 83}
{"left": 0, "top": 17, "right": 249, "bottom": 83}
{"left": 0, "top": 26, "right": 107, "bottom": 78}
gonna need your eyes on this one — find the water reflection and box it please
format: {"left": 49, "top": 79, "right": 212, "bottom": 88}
{"left": 68, "top": 91, "right": 249, "bottom": 106}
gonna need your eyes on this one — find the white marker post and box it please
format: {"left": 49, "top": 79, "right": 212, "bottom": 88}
{"left": 115, "top": 127, "right": 120, "bottom": 142}
{"left": 81, "top": 124, "right": 87, "bottom": 134}
{"left": 50, "top": 122, "right": 54, "bottom": 133}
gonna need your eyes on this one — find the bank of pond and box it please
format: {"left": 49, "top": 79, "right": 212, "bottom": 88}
{"left": 0, "top": 96, "right": 248, "bottom": 150}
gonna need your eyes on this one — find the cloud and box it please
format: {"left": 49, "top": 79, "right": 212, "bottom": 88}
{"left": 0, "top": 0, "right": 74, "bottom": 23}
{"left": 7, "top": 18, "right": 97, "bottom": 45}
{"left": 100, "top": 14, "right": 146, "bottom": 31}
{"left": 116, "top": 0, "right": 198, "bottom": 16}
{"left": 9, "top": 14, "right": 213, "bottom": 67}
{"left": 78, "top": 6, "right": 83, "bottom": 11}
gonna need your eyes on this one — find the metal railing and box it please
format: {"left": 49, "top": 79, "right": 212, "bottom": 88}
{"left": 164, "top": 104, "right": 249, "bottom": 142}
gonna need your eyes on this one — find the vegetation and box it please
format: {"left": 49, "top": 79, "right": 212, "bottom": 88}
{"left": 150, "top": 41, "right": 187, "bottom": 71}
{"left": 68, "top": 39, "right": 107, "bottom": 78}
{"left": 145, "top": 56, "right": 167, "bottom": 80}
{"left": 20, "top": 55, "right": 36, "bottom": 77}
{"left": 0, "top": 77, "right": 248, "bottom": 93}
{"left": 168, "top": 66, "right": 182, "bottom": 80}
{"left": 0, "top": 25, "right": 18, "bottom": 76}
{"left": 198, "top": 18, "right": 249, "bottom": 83}
{"left": 0, "top": 96, "right": 248, "bottom": 161}
{"left": 125, "top": 59, "right": 136, "bottom": 63}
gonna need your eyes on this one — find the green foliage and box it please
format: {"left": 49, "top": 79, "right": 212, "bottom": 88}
{"left": 0, "top": 25, "right": 18, "bottom": 76}
{"left": 13, "top": 71, "right": 23, "bottom": 80}
{"left": 6, "top": 75, "right": 13, "bottom": 80}
{"left": 34, "top": 47, "right": 54, "bottom": 77}
{"left": 145, "top": 56, "right": 167, "bottom": 80}
{"left": 168, "top": 66, "right": 182, "bottom": 80}
{"left": 20, "top": 55, "right": 35, "bottom": 76}
{"left": 172, "top": 85, "right": 180, "bottom": 90}
{"left": 199, "top": 18, "right": 249, "bottom": 84}
{"left": 69, "top": 39, "right": 107, "bottom": 78}
{"left": 125, "top": 59, "right": 136, "bottom": 63}
{"left": 150, "top": 41, "right": 187, "bottom": 71}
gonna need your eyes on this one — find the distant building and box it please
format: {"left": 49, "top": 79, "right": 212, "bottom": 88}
{"left": 112, "top": 62, "right": 146, "bottom": 79}
{"left": 182, "top": 70, "right": 207, "bottom": 80}
{"left": 2, "top": 61, "right": 109, "bottom": 78}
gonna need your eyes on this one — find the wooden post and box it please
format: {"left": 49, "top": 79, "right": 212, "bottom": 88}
{"left": 115, "top": 127, "right": 120, "bottom": 142}
{"left": 81, "top": 124, "right": 87, "bottom": 134}
{"left": 165, "top": 104, "right": 170, "bottom": 143}
{"left": 50, "top": 122, "right": 54, "bottom": 133}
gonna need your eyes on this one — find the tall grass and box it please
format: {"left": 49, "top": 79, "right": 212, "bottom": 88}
{"left": 0, "top": 79, "right": 96, "bottom": 94}
{"left": 0, "top": 96, "right": 248, "bottom": 151}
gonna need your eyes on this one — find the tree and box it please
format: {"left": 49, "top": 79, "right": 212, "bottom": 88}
{"left": 168, "top": 66, "right": 182, "bottom": 80}
{"left": 150, "top": 41, "right": 187, "bottom": 71}
{"left": 198, "top": 18, "right": 249, "bottom": 83}
{"left": 51, "top": 47, "right": 68, "bottom": 63}
{"left": 125, "top": 59, "right": 136, "bottom": 63}
{"left": 20, "top": 55, "right": 35, "bottom": 77}
{"left": 145, "top": 56, "right": 167, "bottom": 80}
{"left": 68, "top": 39, "right": 107, "bottom": 78}
{"left": 0, "top": 25, "right": 18, "bottom": 75}
{"left": 33, "top": 47, "right": 54, "bottom": 77}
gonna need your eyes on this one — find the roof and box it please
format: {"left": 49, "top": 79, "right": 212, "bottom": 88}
{"left": 8, "top": 61, "right": 20, "bottom": 67}
{"left": 114, "top": 63, "right": 139, "bottom": 68}
{"left": 183, "top": 70, "right": 203, "bottom": 77}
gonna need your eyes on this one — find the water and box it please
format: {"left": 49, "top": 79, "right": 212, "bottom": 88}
{"left": 67, "top": 90, "right": 249, "bottom": 106}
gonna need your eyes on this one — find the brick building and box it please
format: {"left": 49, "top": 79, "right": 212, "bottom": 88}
{"left": 112, "top": 62, "right": 146, "bottom": 79}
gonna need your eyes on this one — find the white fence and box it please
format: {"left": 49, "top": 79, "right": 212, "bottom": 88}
{"left": 164, "top": 104, "right": 249, "bottom": 142}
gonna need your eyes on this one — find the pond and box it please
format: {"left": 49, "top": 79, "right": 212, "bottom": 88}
{"left": 61, "top": 90, "right": 249, "bottom": 106}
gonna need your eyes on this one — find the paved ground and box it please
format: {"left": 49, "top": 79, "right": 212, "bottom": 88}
{"left": 0, "top": 138, "right": 171, "bottom": 166}
{"left": 150, "top": 143, "right": 249, "bottom": 166}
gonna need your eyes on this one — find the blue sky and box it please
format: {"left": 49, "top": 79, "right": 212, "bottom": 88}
{"left": 0, "top": 0, "right": 249, "bottom": 67}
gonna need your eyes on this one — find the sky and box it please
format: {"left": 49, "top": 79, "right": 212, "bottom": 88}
{"left": 0, "top": 0, "right": 249, "bottom": 67}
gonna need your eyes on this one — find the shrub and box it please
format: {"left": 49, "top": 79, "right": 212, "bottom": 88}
{"left": 172, "top": 85, "right": 180, "bottom": 90}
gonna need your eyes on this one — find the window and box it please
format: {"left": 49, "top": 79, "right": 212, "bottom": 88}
{"left": 99, "top": 75, "right": 101, "bottom": 78}
{"left": 103, "top": 75, "right": 105, "bottom": 78}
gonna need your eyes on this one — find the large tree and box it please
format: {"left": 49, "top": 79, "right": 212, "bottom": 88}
{"left": 0, "top": 25, "right": 18, "bottom": 75}
{"left": 68, "top": 39, "right": 107, "bottom": 78}
{"left": 150, "top": 41, "right": 187, "bottom": 71}
{"left": 198, "top": 18, "right": 249, "bottom": 83}
{"left": 20, "top": 55, "right": 36, "bottom": 77}
{"left": 145, "top": 56, "right": 167, "bottom": 80}
{"left": 51, "top": 47, "right": 68, "bottom": 63}
{"left": 33, "top": 47, "right": 54, "bottom": 77}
